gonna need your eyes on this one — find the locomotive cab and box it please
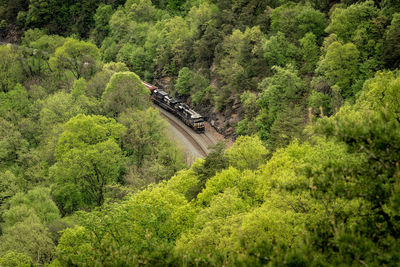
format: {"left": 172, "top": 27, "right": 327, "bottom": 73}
{"left": 151, "top": 87, "right": 205, "bottom": 133}
{"left": 192, "top": 115, "right": 205, "bottom": 133}
{"left": 176, "top": 103, "right": 205, "bottom": 132}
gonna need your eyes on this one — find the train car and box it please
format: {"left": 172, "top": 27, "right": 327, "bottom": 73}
{"left": 142, "top": 81, "right": 158, "bottom": 94}
{"left": 151, "top": 89, "right": 179, "bottom": 114}
{"left": 175, "top": 103, "right": 205, "bottom": 133}
{"left": 142, "top": 80, "right": 205, "bottom": 133}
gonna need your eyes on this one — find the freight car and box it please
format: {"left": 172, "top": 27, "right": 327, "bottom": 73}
{"left": 142, "top": 81, "right": 205, "bottom": 133}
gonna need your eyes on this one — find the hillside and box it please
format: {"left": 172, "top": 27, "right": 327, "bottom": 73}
{"left": 0, "top": 0, "right": 399, "bottom": 266}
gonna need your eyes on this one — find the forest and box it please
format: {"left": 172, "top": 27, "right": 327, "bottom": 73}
{"left": 0, "top": 0, "right": 399, "bottom": 266}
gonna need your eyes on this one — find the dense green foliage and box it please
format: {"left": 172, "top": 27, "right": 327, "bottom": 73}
{"left": 1, "top": 0, "right": 400, "bottom": 265}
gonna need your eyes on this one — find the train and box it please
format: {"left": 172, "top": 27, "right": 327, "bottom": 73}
{"left": 142, "top": 81, "right": 205, "bottom": 133}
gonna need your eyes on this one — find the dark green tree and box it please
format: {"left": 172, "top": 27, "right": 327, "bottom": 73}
{"left": 383, "top": 13, "right": 400, "bottom": 69}
{"left": 91, "top": 4, "right": 114, "bottom": 45}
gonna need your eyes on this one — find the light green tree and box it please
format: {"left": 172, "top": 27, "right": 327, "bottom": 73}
{"left": 119, "top": 108, "right": 185, "bottom": 186}
{"left": 236, "top": 91, "right": 259, "bottom": 135}
{"left": 263, "top": 32, "right": 297, "bottom": 69}
{"left": 267, "top": 106, "right": 305, "bottom": 151}
{"left": 21, "top": 28, "right": 64, "bottom": 54}
{"left": 20, "top": 30, "right": 65, "bottom": 77}
{"left": 300, "top": 32, "right": 319, "bottom": 73}
{"left": 308, "top": 104, "right": 400, "bottom": 264}
{"left": 174, "top": 67, "right": 210, "bottom": 104}
{"left": 0, "top": 118, "right": 28, "bottom": 168}
{"left": 0, "top": 84, "right": 31, "bottom": 121}
{"left": 0, "top": 171, "right": 19, "bottom": 207}
{"left": 155, "top": 15, "right": 193, "bottom": 75}
{"left": 55, "top": 114, "right": 124, "bottom": 156}
{"left": 356, "top": 70, "right": 400, "bottom": 119}
{"left": 225, "top": 135, "right": 268, "bottom": 171}
{"left": 191, "top": 143, "right": 228, "bottom": 198}
{"left": 315, "top": 41, "right": 360, "bottom": 98}
{"left": 218, "top": 26, "right": 266, "bottom": 94}
{"left": 175, "top": 67, "right": 192, "bottom": 95}
{"left": 325, "top": 1, "right": 379, "bottom": 42}
{"left": 0, "top": 251, "right": 32, "bottom": 267}
{"left": 2, "top": 187, "right": 60, "bottom": 230}
{"left": 257, "top": 65, "right": 306, "bottom": 140}
{"left": 189, "top": 3, "right": 220, "bottom": 68}
{"left": 52, "top": 139, "right": 124, "bottom": 211}
{"left": 37, "top": 90, "right": 94, "bottom": 163}
{"left": 38, "top": 91, "right": 88, "bottom": 132}
{"left": 0, "top": 45, "right": 23, "bottom": 92}
{"left": 119, "top": 108, "right": 166, "bottom": 168}
{"left": 71, "top": 78, "right": 87, "bottom": 99}
{"left": 0, "top": 215, "right": 55, "bottom": 265}
{"left": 126, "top": 0, "right": 159, "bottom": 22}
{"left": 49, "top": 38, "right": 100, "bottom": 79}
{"left": 102, "top": 71, "right": 150, "bottom": 117}
{"left": 196, "top": 166, "right": 261, "bottom": 207}
{"left": 216, "top": 26, "right": 266, "bottom": 109}
{"left": 308, "top": 90, "right": 332, "bottom": 117}
{"left": 270, "top": 2, "right": 327, "bottom": 40}
{"left": 55, "top": 186, "right": 195, "bottom": 266}
{"left": 103, "top": 61, "right": 130, "bottom": 73}
{"left": 51, "top": 114, "right": 125, "bottom": 213}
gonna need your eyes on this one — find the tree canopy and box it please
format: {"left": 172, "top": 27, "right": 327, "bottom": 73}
{"left": 102, "top": 71, "right": 150, "bottom": 117}
{"left": 0, "top": 0, "right": 399, "bottom": 265}
{"left": 51, "top": 114, "right": 125, "bottom": 214}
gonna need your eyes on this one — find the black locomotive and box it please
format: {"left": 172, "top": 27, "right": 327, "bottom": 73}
{"left": 142, "top": 81, "right": 205, "bottom": 133}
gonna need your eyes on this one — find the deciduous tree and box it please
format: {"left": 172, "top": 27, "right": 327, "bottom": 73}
{"left": 51, "top": 114, "right": 125, "bottom": 213}
{"left": 0, "top": 46, "right": 23, "bottom": 92}
{"left": 257, "top": 65, "right": 306, "bottom": 139}
{"left": 0, "top": 251, "right": 32, "bottom": 267}
{"left": 383, "top": 13, "right": 400, "bottom": 69}
{"left": 0, "top": 215, "right": 55, "bottom": 265}
{"left": 102, "top": 71, "right": 150, "bottom": 117}
{"left": 225, "top": 135, "right": 268, "bottom": 171}
{"left": 315, "top": 41, "right": 360, "bottom": 98}
{"left": 49, "top": 38, "right": 100, "bottom": 79}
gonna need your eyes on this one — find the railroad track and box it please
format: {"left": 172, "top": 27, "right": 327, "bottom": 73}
{"left": 156, "top": 106, "right": 217, "bottom": 158}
